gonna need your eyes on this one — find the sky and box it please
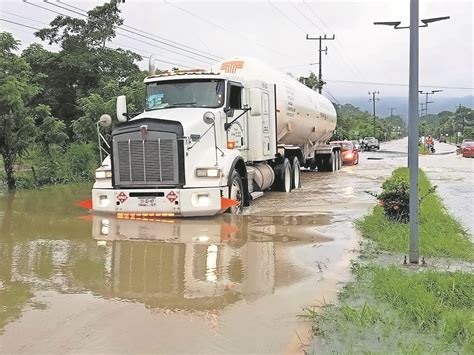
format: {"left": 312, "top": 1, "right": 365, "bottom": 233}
{"left": 1, "top": 0, "right": 473, "bottom": 102}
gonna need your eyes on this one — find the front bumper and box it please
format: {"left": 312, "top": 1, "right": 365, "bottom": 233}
{"left": 92, "top": 186, "right": 227, "bottom": 217}
{"left": 342, "top": 155, "right": 355, "bottom": 164}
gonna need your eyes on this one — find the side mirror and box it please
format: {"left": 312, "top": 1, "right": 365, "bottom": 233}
{"left": 249, "top": 88, "right": 261, "bottom": 116}
{"left": 116, "top": 95, "right": 128, "bottom": 122}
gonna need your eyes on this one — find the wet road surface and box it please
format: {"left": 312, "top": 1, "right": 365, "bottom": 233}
{"left": 0, "top": 140, "right": 471, "bottom": 353}
{"left": 363, "top": 138, "right": 473, "bottom": 238}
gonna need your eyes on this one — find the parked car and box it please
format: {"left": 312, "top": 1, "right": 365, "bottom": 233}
{"left": 438, "top": 135, "right": 447, "bottom": 143}
{"left": 458, "top": 141, "right": 474, "bottom": 158}
{"left": 351, "top": 140, "right": 361, "bottom": 151}
{"left": 362, "top": 137, "right": 380, "bottom": 151}
{"left": 330, "top": 140, "right": 359, "bottom": 165}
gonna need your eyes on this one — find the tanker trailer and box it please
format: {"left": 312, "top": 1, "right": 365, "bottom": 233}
{"left": 91, "top": 57, "right": 340, "bottom": 217}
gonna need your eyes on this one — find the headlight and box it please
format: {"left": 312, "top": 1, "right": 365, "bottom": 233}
{"left": 196, "top": 168, "right": 221, "bottom": 178}
{"left": 95, "top": 170, "right": 112, "bottom": 179}
{"left": 346, "top": 153, "right": 353, "bottom": 159}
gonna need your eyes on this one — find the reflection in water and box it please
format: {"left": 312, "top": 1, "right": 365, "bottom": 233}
{"left": 0, "top": 186, "right": 333, "bottom": 333}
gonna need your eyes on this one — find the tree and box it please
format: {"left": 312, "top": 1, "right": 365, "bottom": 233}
{"left": 34, "top": 104, "right": 68, "bottom": 155}
{"left": 299, "top": 72, "right": 319, "bottom": 90}
{"left": 454, "top": 106, "right": 473, "bottom": 136}
{"left": 27, "top": 2, "right": 141, "bottom": 128}
{"left": 0, "top": 32, "right": 39, "bottom": 190}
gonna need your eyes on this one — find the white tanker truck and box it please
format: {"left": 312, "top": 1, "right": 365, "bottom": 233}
{"left": 92, "top": 57, "right": 340, "bottom": 217}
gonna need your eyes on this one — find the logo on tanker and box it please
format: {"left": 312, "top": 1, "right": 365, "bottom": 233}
{"left": 220, "top": 61, "right": 244, "bottom": 74}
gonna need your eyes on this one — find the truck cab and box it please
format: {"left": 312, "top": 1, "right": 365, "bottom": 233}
{"left": 93, "top": 67, "right": 277, "bottom": 217}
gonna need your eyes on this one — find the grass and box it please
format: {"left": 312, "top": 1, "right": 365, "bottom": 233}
{"left": 419, "top": 144, "right": 430, "bottom": 155}
{"left": 357, "top": 167, "right": 473, "bottom": 261}
{"left": 304, "top": 264, "right": 474, "bottom": 353}
{"left": 304, "top": 167, "right": 474, "bottom": 353}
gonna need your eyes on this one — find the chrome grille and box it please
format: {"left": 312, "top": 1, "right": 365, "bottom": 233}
{"left": 113, "top": 131, "right": 178, "bottom": 186}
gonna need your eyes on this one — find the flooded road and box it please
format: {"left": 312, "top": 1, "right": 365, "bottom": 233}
{"left": 0, "top": 164, "right": 376, "bottom": 353}
{"left": 2, "top": 140, "right": 470, "bottom": 353}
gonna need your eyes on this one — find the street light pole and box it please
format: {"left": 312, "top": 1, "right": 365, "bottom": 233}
{"left": 374, "top": 9, "right": 449, "bottom": 265}
{"left": 419, "top": 90, "right": 443, "bottom": 116}
{"left": 407, "top": 0, "right": 419, "bottom": 263}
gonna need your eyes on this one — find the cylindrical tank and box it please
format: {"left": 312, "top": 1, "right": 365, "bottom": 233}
{"left": 215, "top": 57, "right": 337, "bottom": 146}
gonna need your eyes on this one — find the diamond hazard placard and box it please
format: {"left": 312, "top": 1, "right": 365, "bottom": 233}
{"left": 117, "top": 192, "right": 128, "bottom": 204}
{"left": 166, "top": 191, "right": 177, "bottom": 203}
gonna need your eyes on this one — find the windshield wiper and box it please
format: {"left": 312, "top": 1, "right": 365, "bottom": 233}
{"left": 168, "top": 102, "right": 197, "bottom": 107}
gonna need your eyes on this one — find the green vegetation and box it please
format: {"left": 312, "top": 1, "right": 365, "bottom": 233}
{"left": 358, "top": 168, "right": 473, "bottom": 261}
{"left": 0, "top": 2, "right": 148, "bottom": 190}
{"left": 332, "top": 103, "right": 407, "bottom": 142}
{"left": 420, "top": 107, "right": 473, "bottom": 141}
{"left": 305, "top": 168, "right": 474, "bottom": 353}
{"left": 303, "top": 264, "right": 474, "bottom": 353}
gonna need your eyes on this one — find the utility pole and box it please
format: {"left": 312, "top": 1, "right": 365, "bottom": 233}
{"left": 306, "top": 34, "right": 335, "bottom": 94}
{"left": 369, "top": 91, "right": 380, "bottom": 137}
{"left": 419, "top": 90, "right": 442, "bottom": 116}
{"left": 419, "top": 102, "right": 425, "bottom": 116}
{"left": 389, "top": 107, "right": 397, "bottom": 118}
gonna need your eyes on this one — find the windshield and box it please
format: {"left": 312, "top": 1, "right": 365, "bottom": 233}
{"left": 342, "top": 143, "right": 353, "bottom": 151}
{"left": 146, "top": 79, "right": 225, "bottom": 110}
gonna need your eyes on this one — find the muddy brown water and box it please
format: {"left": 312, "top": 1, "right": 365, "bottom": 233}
{"left": 0, "top": 167, "right": 376, "bottom": 353}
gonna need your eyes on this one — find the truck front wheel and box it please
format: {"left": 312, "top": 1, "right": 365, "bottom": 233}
{"left": 228, "top": 170, "right": 243, "bottom": 214}
{"left": 272, "top": 158, "right": 292, "bottom": 192}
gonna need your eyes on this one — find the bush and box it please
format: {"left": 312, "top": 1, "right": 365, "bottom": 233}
{"left": 378, "top": 176, "right": 410, "bottom": 223}
{"left": 17, "top": 143, "right": 98, "bottom": 187}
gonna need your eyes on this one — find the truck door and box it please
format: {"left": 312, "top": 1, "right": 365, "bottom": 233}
{"left": 226, "top": 82, "right": 248, "bottom": 152}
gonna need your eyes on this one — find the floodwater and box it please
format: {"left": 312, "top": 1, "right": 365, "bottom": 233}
{"left": 0, "top": 164, "right": 376, "bottom": 353}
{"left": 1, "top": 140, "right": 471, "bottom": 353}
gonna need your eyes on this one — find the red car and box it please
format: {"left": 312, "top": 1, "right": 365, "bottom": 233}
{"left": 330, "top": 140, "right": 359, "bottom": 165}
{"left": 459, "top": 141, "right": 474, "bottom": 158}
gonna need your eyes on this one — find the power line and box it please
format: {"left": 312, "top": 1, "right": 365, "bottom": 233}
{"left": 1, "top": 17, "right": 187, "bottom": 68}
{"left": 56, "top": 0, "right": 224, "bottom": 61}
{"left": 301, "top": 0, "right": 367, "bottom": 82}
{"left": 325, "top": 78, "right": 474, "bottom": 90}
{"left": 164, "top": 0, "right": 297, "bottom": 61}
{"left": 290, "top": 1, "right": 325, "bottom": 34}
{"left": 0, "top": 9, "right": 49, "bottom": 26}
{"left": 301, "top": 0, "right": 332, "bottom": 33}
{"left": 0, "top": 18, "right": 40, "bottom": 31}
{"left": 23, "top": 0, "right": 219, "bottom": 64}
{"left": 268, "top": 1, "right": 307, "bottom": 34}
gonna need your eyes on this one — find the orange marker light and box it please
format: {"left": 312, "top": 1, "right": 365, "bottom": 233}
{"left": 227, "top": 141, "right": 236, "bottom": 149}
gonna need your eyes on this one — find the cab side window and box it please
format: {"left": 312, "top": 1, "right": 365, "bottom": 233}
{"left": 229, "top": 85, "right": 242, "bottom": 109}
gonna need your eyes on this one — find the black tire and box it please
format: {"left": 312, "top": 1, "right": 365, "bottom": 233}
{"left": 228, "top": 170, "right": 243, "bottom": 214}
{"left": 291, "top": 156, "right": 301, "bottom": 189}
{"left": 329, "top": 152, "right": 336, "bottom": 172}
{"left": 272, "top": 158, "right": 292, "bottom": 192}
